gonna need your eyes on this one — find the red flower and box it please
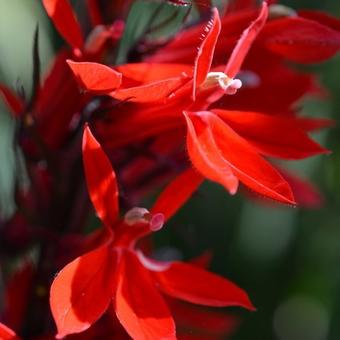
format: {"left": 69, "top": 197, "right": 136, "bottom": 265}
{"left": 49, "top": 126, "right": 254, "bottom": 339}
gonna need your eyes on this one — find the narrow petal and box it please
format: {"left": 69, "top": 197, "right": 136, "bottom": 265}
{"left": 185, "top": 111, "right": 295, "bottom": 205}
{"left": 184, "top": 111, "right": 239, "bottom": 195}
{"left": 0, "top": 84, "right": 24, "bottom": 117}
{"left": 151, "top": 168, "right": 204, "bottom": 221}
{"left": 153, "top": 262, "right": 254, "bottom": 310}
{"left": 67, "top": 60, "right": 122, "bottom": 93}
{"left": 114, "top": 251, "right": 176, "bottom": 340}
{"left": 42, "top": 0, "right": 84, "bottom": 50}
{"left": 214, "top": 110, "right": 329, "bottom": 159}
{"left": 111, "top": 77, "right": 189, "bottom": 103}
{"left": 0, "top": 323, "right": 19, "bottom": 340}
{"left": 50, "top": 245, "right": 116, "bottom": 338}
{"left": 82, "top": 125, "right": 119, "bottom": 227}
{"left": 116, "top": 63, "right": 193, "bottom": 83}
{"left": 193, "top": 7, "right": 221, "bottom": 99}
{"left": 261, "top": 17, "right": 340, "bottom": 63}
{"left": 224, "top": 2, "right": 268, "bottom": 78}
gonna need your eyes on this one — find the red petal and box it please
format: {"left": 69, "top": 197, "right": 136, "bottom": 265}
{"left": 153, "top": 262, "right": 254, "bottom": 310}
{"left": 193, "top": 7, "right": 221, "bottom": 99}
{"left": 224, "top": 2, "right": 268, "bottom": 78}
{"left": 184, "top": 111, "right": 239, "bottom": 195}
{"left": 261, "top": 17, "right": 340, "bottom": 63}
{"left": 111, "top": 77, "right": 189, "bottom": 103}
{"left": 0, "top": 323, "right": 19, "bottom": 340}
{"left": 214, "top": 110, "right": 329, "bottom": 159}
{"left": 67, "top": 60, "right": 122, "bottom": 93}
{"left": 42, "top": 0, "right": 84, "bottom": 50}
{"left": 114, "top": 251, "right": 176, "bottom": 340}
{"left": 116, "top": 63, "right": 193, "bottom": 83}
{"left": 151, "top": 168, "right": 204, "bottom": 221}
{"left": 82, "top": 125, "right": 119, "bottom": 227}
{"left": 185, "top": 111, "right": 295, "bottom": 204}
{"left": 0, "top": 84, "right": 24, "bottom": 117}
{"left": 50, "top": 245, "right": 116, "bottom": 338}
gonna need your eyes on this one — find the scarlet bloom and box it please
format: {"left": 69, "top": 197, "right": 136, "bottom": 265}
{"left": 49, "top": 126, "right": 254, "bottom": 339}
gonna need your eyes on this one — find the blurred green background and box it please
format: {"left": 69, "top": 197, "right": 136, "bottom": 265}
{"left": 0, "top": 1, "right": 339, "bottom": 339}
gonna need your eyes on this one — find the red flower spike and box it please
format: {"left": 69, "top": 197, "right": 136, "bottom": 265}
{"left": 151, "top": 168, "right": 204, "bottom": 221}
{"left": 184, "top": 111, "right": 239, "bottom": 195}
{"left": 214, "top": 110, "right": 330, "bottom": 159}
{"left": 193, "top": 7, "right": 221, "bottom": 100}
{"left": 154, "top": 262, "right": 255, "bottom": 310}
{"left": 114, "top": 250, "right": 176, "bottom": 340}
{"left": 261, "top": 17, "right": 340, "bottom": 63}
{"left": 224, "top": 1, "right": 268, "bottom": 78}
{"left": 50, "top": 244, "right": 116, "bottom": 338}
{"left": 0, "top": 84, "right": 24, "bottom": 117}
{"left": 67, "top": 60, "right": 122, "bottom": 93}
{"left": 0, "top": 323, "right": 19, "bottom": 340}
{"left": 82, "top": 125, "right": 119, "bottom": 228}
{"left": 42, "top": 0, "right": 84, "bottom": 51}
{"left": 184, "top": 111, "right": 296, "bottom": 204}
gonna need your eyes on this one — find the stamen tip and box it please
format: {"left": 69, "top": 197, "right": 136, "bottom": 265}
{"left": 150, "top": 213, "right": 165, "bottom": 232}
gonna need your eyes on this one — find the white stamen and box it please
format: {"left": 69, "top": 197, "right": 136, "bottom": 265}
{"left": 124, "top": 207, "right": 165, "bottom": 232}
{"left": 201, "top": 72, "right": 243, "bottom": 95}
{"left": 124, "top": 207, "right": 149, "bottom": 225}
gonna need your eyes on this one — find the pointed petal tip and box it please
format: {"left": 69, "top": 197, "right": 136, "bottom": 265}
{"left": 242, "top": 295, "right": 257, "bottom": 312}
{"left": 67, "top": 60, "right": 122, "bottom": 92}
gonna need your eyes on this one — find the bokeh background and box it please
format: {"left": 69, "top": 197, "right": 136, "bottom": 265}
{"left": 0, "top": 1, "right": 339, "bottom": 339}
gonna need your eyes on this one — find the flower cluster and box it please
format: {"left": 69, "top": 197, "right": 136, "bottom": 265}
{"left": 0, "top": 0, "right": 339, "bottom": 339}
